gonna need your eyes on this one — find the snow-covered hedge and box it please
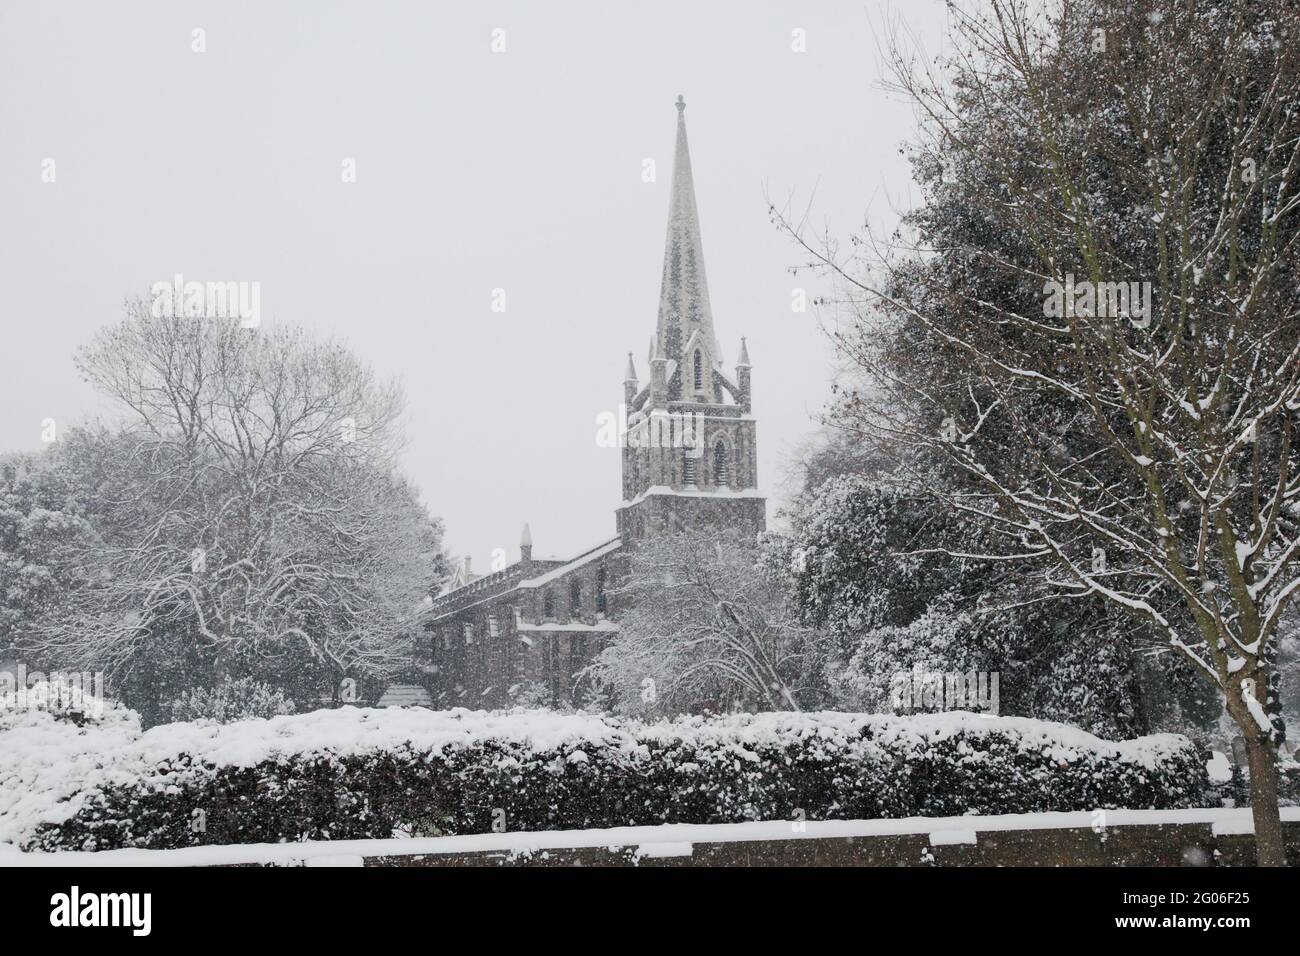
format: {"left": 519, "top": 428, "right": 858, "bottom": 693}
{"left": 0, "top": 685, "right": 140, "bottom": 847}
{"left": 3, "top": 698, "right": 1210, "bottom": 852}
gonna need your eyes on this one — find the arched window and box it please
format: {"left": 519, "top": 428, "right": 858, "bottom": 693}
{"left": 693, "top": 351, "right": 703, "bottom": 390}
{"left": 682, "top": 449, "right": 698, "bottom": 486}
{"left": 595, "top": 566, "right": 607, "bottom": 614}
{"left": 488, "top": 614, "right": 500, "bottom": 638}
{"left": 543, "top": 589, "right": 555, "bottom": 619}
{"left": 569, "top": 579, "right": 582, "bottom": 614}
{"left": 713, "top": 440, "right": 729, "bottom": 486}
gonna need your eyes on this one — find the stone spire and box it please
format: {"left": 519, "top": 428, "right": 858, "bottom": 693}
{"left": 656, "top": 95, "right": 720, "bottom": 378}
{"left": 520, "top": 523, "right": 533, "bottom": 563}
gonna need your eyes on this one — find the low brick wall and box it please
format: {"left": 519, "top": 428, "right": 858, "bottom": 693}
{"left": 370, "top": 820, "right": 1300, "bottom": 867}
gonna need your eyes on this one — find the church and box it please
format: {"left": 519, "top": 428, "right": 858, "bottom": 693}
{"left": 417, "top": 96, "right": 765, "bottom": 709}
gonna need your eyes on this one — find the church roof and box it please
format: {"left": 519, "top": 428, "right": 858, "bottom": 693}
{"left": 656, "top": 96, "right": 721, "bottom": 362}
{"left": 421, "top": 536, "right": 622, "bottom": 623}
{"left": 517, "top": 536, "right": 622, "bottom": 588}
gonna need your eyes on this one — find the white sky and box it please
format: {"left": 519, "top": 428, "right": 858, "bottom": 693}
{"left": 0, "top": 0, "right": 951, "bottom": 567}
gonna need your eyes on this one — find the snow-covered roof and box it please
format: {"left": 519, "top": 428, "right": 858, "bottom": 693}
{"left": 421, "top": 537, "right": 622, "bottom": 624}
{"left": 518, "top": 537, "right": 622, "bottom": 589}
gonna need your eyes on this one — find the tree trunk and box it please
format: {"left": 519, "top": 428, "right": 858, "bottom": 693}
{"left": 1243, "top": 732, "right": 1286, "bottom": 866}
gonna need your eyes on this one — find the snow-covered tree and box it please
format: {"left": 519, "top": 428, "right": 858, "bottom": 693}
{"left": 777, "top": 0, "right": 1300, "bottom": 863}
{"left": 586, "top": 529, "right": 829, "bottom": 716}
{"left": 18, "top": 301, "right": 447, "bottom": 716}
{"left": 0, "top": 452, "right": 97, "bottom": 657}
{"left": 777, "top": 470, "right": 1164, "bottom": 737}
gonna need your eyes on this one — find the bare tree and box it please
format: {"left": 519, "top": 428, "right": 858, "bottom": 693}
{"left": 587, "top": 530, "right": 826, "bottom": 715}
{"left": 776, "top": 0, "right": 1300, "bottom": 863}
{"left": 23, "top": 301, "right": 444, "bottom": 700}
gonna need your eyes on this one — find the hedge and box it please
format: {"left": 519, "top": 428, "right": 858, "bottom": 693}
{"left": 8, "top": 704, "right": 1210, "bottom": 852}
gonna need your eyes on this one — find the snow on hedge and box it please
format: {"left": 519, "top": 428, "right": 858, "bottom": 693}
{"left": 630, "top": 710, "right": 1192, "bottom": 770}
{"left": 0, "top": 688, "right": 142, "bottom": 846}
{"left": 1, "top": 685, "right": 1210, "bottom": 852}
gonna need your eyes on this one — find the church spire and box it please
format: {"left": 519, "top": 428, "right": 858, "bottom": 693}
{"left": 656, "top": 95, "right": 720, "bottom": 383}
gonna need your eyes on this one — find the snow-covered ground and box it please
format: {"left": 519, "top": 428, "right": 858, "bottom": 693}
{"left": 3, "top": 806, "right": 1294, "bottom": 867}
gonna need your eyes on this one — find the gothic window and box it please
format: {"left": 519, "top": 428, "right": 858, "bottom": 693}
{"left": 543, "top": 589, "right": 555, "bottom": 619}
{"left": 569, "top": 579, "right": 582, "bottom": 615}
{"left": 683, "top": 449, "right": 698, "bottom": 485}
{"left": 441, "top": 629, "right": 452, "bottom": 651}
{"left": 693, "top": 351, "right": 703, "bottom": 390}
{"left": 595, "top": 566, "right": 607, "bottom": 614}
{"left": 713, "top": 440, "right": 729, "bottom": 486}
{"left": 463, "top": 621, "right": 474, "bottom": 645}
{"left": 488, "top": 614, "right": 499, "bottom": 638}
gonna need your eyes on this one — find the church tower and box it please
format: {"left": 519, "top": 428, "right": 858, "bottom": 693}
{"left": 617, "top": 96, "right": 765, "bottom": 544}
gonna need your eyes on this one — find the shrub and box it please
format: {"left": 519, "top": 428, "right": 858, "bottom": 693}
{"left": 168, "top": 676, "right": 297, "bottom": 724}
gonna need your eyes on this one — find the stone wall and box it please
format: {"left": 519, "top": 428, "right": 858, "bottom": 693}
{"left": 370, "top": 820, "right": 1300, "bottom": 867}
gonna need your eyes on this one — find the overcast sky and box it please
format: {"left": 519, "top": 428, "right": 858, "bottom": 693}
{"left": 0, "top": 0, "right": 951, "bottom": 567}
